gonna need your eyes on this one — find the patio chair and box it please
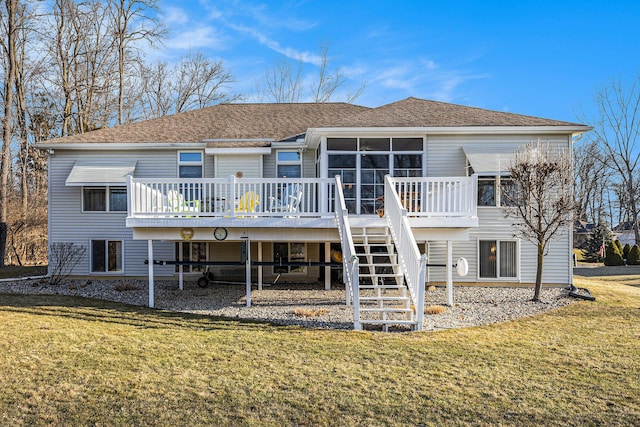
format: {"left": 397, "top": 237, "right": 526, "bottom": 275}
{"left": 167, "top": 190, "right": 200, "bottom": 217}
{"left": 235, "top": 191, "right": 260, "bottom": 214}
{"left": 269, "top": 184, "right": 302, "bottom": 214}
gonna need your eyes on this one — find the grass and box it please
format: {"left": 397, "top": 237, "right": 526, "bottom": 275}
{"left": 1, "top": 277, "right": 639, "bottom": 426}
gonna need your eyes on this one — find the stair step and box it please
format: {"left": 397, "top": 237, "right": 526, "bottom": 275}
{"left": 359, "top": 296, "right": 410, "bottom": 301}
{"left": 359, "top": 284, "right": 405, "bottom": 289}
{"left": 360, "top": 307, "right": 414, "bottom": 313}
{"left": 358, "top": 319, "right": 418, "bottom": 326}
{"left": 359, "top": 273, "right": 403, "bottom": 278}
{"left": 358, "top": 262, "right": 399, "bottom": 267}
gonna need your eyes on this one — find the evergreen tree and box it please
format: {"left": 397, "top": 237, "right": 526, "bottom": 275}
{"left": 623, "top": 243, "right": 631, "bottom": 259}
{"left": 582, "top": 224, "right": 612, "bottom": 262}
{"left": 604, "top": 241, "right": 624, "bottom": 266}
{"left": 627, "top": 245, "right": 640, "bottom": 265}
{"left": 614, "top": 239, "right": 623, "bottom": 254}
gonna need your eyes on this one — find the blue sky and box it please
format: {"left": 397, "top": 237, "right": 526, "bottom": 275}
{"left": 156, "top": 0, "right": 640, "bottom": 123}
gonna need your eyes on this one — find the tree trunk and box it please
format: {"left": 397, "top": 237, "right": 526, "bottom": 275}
{"left": 0, "top": 0, "right": 17, "bottom": 268}
{"left": 534, "top": 243, "right": 545, "bottom": 302}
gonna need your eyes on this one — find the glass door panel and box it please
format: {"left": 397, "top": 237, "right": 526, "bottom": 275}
{"left": 360, "top": 154, "right": 388, "bottom": 214}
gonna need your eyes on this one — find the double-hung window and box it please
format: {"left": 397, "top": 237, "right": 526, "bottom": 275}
{"left": 479, "top": 240, "right": 518, "bottom": 279}
{"left": 178, "top": 151, "right": 203, "bottom": 178}
{"left": 83, "top": 187, "right": 127, "bottom": 212}
{"left": 91, "top": 239, "right": 123, "bottom": 273}
{"left": 477, "top": 176, "right": 517, "bottom": 207}
{"left": 276, "top": 151, "right": 302, "bottom": 178}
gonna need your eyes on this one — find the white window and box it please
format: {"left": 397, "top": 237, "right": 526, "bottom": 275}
{"left": 178, "top": 151, "right": 203, "bottom": 178}
{"left": 276, "top": 151, "right": 302, "bottom": 178}
{"left": 91, "top": 239, "right": 123, "bottom": 273}
{"left": 273, "top": 242, "right": 306, "bottom": 274}
{"left": 479, "top": 240, "right": 518, "bottom": 279}
{"left": 175, "top": 242, "right": 207, "bottom": 273}
{"left": 326, "top": 137, "right": 424, "bottom": 214}
{"left": 83, "top": 187, "right": 127, "bottom": 212}
{"left": 477, "top": 176, "right": 517, "bottom": 207}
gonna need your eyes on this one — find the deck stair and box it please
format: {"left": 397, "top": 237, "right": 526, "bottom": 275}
{"left": 351, "top": 226, "right": 418, "bottom": 331}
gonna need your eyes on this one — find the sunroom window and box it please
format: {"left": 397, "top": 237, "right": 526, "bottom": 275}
{"left": 326, "top": 137, "right": 424, "bottom": 214}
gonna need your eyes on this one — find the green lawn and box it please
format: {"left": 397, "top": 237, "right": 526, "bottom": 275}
{"left": 1, "top": 277, "right": 639, "bottom": 426}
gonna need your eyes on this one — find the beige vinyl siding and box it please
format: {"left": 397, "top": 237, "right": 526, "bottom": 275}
{"left": 215, "top": 154, "right": 262, "bottom": 178}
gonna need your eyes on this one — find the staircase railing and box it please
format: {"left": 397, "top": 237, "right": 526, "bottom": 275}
{"left": 384, "top": 175, "right": 426, "bottom": 331}
{"left": 334, "top": 175, "right": 361, "bottom": 330}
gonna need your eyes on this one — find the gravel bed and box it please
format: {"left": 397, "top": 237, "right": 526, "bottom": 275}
{"left": 0, "top": 278, "right": 577, "bottom": 332}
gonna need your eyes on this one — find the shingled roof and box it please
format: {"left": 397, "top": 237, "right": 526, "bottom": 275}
{"left": 329, "top": 97, "right": 583, "bottom": 128}
{"left": 41, "top": 97, "right": 585, "bottom": 145}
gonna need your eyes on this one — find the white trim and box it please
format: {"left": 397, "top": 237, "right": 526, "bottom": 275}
{"left": 476, "top": 238, "right": 520, "bottom": 281}
{"left": 65, "top": 161, "right": 136, "bottom": 186}
{"left": 89, "top": 238, "right": 125, "bottom": 275}
{"left": 276, "top": 150, "right": 302, "bottom": 178}
{"left": 81, "top": 186, "right": 128, "bottom": 213}
{"left": 205, "top": 147, "right": 272, "bottom": 155}
{"left": 177, "top": 150, "right": 203, "bottom": 178}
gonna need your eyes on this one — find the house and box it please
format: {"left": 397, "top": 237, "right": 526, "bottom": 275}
{"left": 612, "top": 221, "right": 637, "bottom": 246}
{"left": 38, "top": 97, "right": 590, "bottom": 330}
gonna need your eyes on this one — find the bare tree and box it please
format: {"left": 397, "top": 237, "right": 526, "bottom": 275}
{"left": 263, "top": 56, "right": 303, "bottom": 103}
{"left": 106, "top": 0, "right": 165, "bottom": 125}
{"left": 503, "top": 141, "right": 575, "bottom": 301}
{"left": 312, "top": 44, "right": 365, "bottom": 103}
{"left": 573, "top": 140, "right": 610, "bottom": 225}
{"left": 582, "top": 78, "right": 640, "bottom": 243}
{"left": 140, "top": 52, "right": 237, "bottom": 119}
{"left": 0, "top": 0, "right": 18, "bottom": 268}
{"left": 257, "top": 45, "right": 365, "bottom": 103}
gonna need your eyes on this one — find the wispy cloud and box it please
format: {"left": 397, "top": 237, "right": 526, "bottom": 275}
{"left": 367, "top": 58, "right": 489, "bottom": 103}
{"left": 162, "top": 6, "right": 189, "bottom": 25}
{"left": 166, "top": 25, "right": 226, "bottom": 50}
{"left": 229, "top": 24, "right": 322, "bottom": 65}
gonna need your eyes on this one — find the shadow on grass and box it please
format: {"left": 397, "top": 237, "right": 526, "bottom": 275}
{"left": 0, "top": 293, "right": 286, "bottom": 332}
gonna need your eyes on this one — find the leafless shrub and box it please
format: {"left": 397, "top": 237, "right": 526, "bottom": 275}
{"left": 115, "top": 281, "right": 138, "bottom": 291}
{"left": 292, "top": 307, "right": 329, "bottom": 317}
{"left": 49, "top": 242, "right": 86, "bottom": 286}
{"left": 425, "top": 305, "right": 447, "bottom": 315}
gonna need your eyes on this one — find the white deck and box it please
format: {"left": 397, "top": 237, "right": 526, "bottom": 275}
{"left": 126, "top": 175, "right": 479, "bottom": 231}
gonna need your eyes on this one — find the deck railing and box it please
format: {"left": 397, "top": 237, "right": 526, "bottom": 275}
{"left": 334, "top": 175, "right": 360, "bottom": 330}
{"left": 127, "top": 176, "right": 336, "bottom": 218}
{"left": 384, "top": 175, "right": 427, "bottom": 331}
{"left": 389, "top": 176, "right": 478, "bottom": 217}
